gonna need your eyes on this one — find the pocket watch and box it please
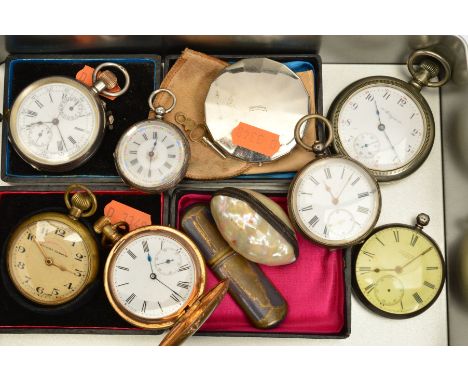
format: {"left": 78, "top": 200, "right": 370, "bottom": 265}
{"left": 352, "top": 213, "right": 445, "bottom": 318}
{"left": 94, "top": 216, "right": 228, "bottom": 346}
{"left": 328, "top": 50, "right": 451, "bottom": 181}
{"left": 8, "top": 62, "right": 130, "bottom": 172}
{"left": 114, "top": 89, "right": 190, "bottom": 193}
{"left": 288, "top": 114, "right": 381, "bottom": 248}
{"left": 2, "top": 184, "right": 100, "bottom": 310}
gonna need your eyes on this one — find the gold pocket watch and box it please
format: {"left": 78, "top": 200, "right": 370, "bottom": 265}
{"left": 114, "top": 89, "right": 190, "bottom": 193}
{"left": 94, "top": 216, "right": 228, "bottom": 346}
{"left": 353, "top": 213, "right": 445, "bottom": 318}
{"left": 3, "top": 184, "right": 100, "bottom": 309}
{"left": 288, "top": 114, "right": 382, "bottom": 248}
{"left": 8, "top": 63, "right": 130, "bottom": 172}
{"left": 328, "top": 50, "right": 451, "bottom": 181}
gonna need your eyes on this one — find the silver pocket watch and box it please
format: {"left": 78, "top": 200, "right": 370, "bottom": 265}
{"left": 8, "top": 62, "right": 130, "bottom": 172}
{"left": 114, "top": 89, "right": 190, "bottom": 193}
{"left": 328, "top": 50, "right": 451, "bottom": 182}
{"left": 288, "top": 114, "right": 382, "bottom": 248}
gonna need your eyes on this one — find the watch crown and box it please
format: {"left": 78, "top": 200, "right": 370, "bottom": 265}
{"left": 94, "top": 216, "right": 129, "bottom": 247}
{"left": 97, "top": 70, "right": 118, "bottom": 90}
{"left": 68, "top": 192, "right": 93, "bottom": 220}
{"left": 416, "top": 213, "right": 430, "bottom": 229}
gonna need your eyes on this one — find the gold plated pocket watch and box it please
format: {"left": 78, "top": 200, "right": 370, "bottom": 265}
{"left": 288, "top": 114, "right": 382, "bottom": 248}
{"left": 94, "top": 217, "right": 228, "bottom": 346}
{"left": 353, "top": 213, "right": 445, "bottom": 318}
{"left": 328, "top": 50, "right": 451, "bottom": 181}
{"left": 8, "top": 63, "right": 130, "bottom": 172}
{"left": 114, "top": 89, "right": 190, "bottom": 193}
{"left": 3, "top": 184, "right": 100, "bottom": 309}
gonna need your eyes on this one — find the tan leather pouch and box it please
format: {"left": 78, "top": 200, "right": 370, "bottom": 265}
{"left": 150, "top": 48, "right": 316, "bottom": 180}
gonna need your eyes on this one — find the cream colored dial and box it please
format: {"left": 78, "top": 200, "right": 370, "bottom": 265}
{"left": 7, "top": 216, "right": 93, "bottom": 305}
{"left": 354, "top": 225, "right": 445, "bottom": 317}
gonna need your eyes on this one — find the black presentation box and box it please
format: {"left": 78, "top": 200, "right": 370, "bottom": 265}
{"left": 1, "top": 54, "right": 161, "bottom": 185}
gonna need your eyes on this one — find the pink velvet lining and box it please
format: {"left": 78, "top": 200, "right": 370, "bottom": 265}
{"left": 177, "top": 193, "right": 345, "bottom": 334}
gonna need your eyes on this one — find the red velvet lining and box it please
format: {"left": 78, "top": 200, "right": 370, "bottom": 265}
{"left": 177, "top": 193, "right": 345, "bottom": 334}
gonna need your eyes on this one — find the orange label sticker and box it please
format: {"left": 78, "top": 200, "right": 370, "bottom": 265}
{"left": 75, "top": 65, "right": 120, "bottom": 101}
{"left": 231, "top": 122, "right": 280, "bottom": 157}
{"left": 104, "top": 200, "right": 152, "bottom": 231}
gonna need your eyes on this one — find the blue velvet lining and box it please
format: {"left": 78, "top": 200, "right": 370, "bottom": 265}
{"left": 5, "top": 57, "right": 160, "bottom": 179}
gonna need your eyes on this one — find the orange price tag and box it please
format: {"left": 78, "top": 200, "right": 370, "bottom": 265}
{"left": 75, "top": 65, "right": 120, "bottom": 101}
{"left": 231, "top": 122, "right": 281, "bottom": 157}
{"left": 104, "top": 200, "right": 152, "bottom": 231}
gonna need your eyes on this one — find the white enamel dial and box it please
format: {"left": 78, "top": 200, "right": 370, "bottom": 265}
{"left": 336, "top": 84, "right": 426, "bottom": 172}
{"left": 11, "top": 79, "right": 100, "bottom": 168}
{"left": 290, "top": 157, "right": 381, "bottom": 246}
{"left": 108, "top": 232, "right": 196, "bottom": 320}
{"left": 115, "top": 120, "right": 189, "bottom": 192}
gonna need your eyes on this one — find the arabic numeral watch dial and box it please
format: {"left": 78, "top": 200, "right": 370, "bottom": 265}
{"left": 353, "top": 213, "right": 445, "bottom": 318}
{"left": 8, "top": 62, "right": 130, "bottom": 172}
{"left": 95, "top": 218, "right": 228, "bottom": 346}
{"left": 328, "top": 50, "right": 451, "bottom": 181}
{"left": 288, "top": 114, "right": 381, "bottom": 248}
{"left": 114, "top": 89, "right": 190, "bottom": 193}
{"left": 2, "top": 185, "right": 99, "bottom": 312}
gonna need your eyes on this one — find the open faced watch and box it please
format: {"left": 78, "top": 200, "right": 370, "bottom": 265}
{"left": 288, "top": 114, "right": 382, "bottom": 248}
{"left": 352, "top": 213, "right": 445, "bottom": 318}
{"left": 328, "top": 50, "right": 451, "bottom": 181}
{"left": 94, "top": 216, "right": 228, "bottom": 346}
{"left": 1, "top": 184, "right": 100, "bottom": 313}
{"left": 8, "top": 62, "right": 130, "bottom": 172}
{"left": 114, "top": 89, "right": 190, "bottom": 193}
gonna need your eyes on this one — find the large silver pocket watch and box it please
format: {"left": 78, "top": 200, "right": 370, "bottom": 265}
{"left": 288, "top": 114, "right": 382, "bottom": 248}
{"left": 328, "top": 50, "right": 451, "bottom": 182}
{"left": 8, "top": 62, "right": 130, "bottom": 172}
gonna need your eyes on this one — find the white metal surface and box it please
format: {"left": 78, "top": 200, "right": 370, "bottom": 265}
{"left": 0, "top": 64, "right": 447, "bottom": 345}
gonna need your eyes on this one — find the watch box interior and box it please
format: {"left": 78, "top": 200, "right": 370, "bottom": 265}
{"left": 164, "top": 53, "right": 323, "bottom": 182}
{"left": 0, "top": 189, "right": 165, "bottom": 333}
{"left": 2, "top": 54, "right": 161, "bottom": 184}
{"left": 169, "top": 186, "right": 351, "bottom": 339}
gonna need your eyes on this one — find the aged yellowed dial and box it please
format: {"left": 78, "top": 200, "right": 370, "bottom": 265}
{"left": 353, "top": 213, "right": 445, "bottom": 318}
{"left": 5, "top": 184, "right": 99, "bottom": 307}
{"left": 7, "top": 215, "right": 96, "bottom": 305}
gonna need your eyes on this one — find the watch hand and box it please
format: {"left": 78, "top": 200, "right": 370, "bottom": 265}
{"left": 32, "top": 237, "right": 74, "bottom": 274}
{"left": 381, "top": 129, "right": 401, "bottom": 163}
{"left": 374, "top": 100, "right": 383, "bottom": 125}
{"left": 399, "top": 247, "right": 433, "bottom": 270}
{"left": 154, "top": 276, "right": 184, "bottom": 299}
{"left": 26, "top": 121, "right": 54, "bottom": 127}
{"left": 52, "top": 119, "right": 68, "bottom": 152}
{"left": 335, "top": 174, "right": 353, "bottom": 203}
{"left": 146, "top": 252, "right": 156, "bottom": 275}
{"left": 156, "top": 259, "right": 174, "bottom": 265}
{"left": 324, "top": 184, "right": 338, "bottom": 205}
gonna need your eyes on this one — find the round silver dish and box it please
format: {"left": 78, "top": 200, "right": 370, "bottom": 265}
{"left": 205, "top": 58, "right": 310, "bottom": 163}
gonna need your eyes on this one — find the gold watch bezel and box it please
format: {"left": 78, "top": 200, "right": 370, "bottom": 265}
{"left": 6, "top": 211, "right": 100, "bottom": 306}
{"left": 103, "top": 225, "right": 206, "bottom": 330}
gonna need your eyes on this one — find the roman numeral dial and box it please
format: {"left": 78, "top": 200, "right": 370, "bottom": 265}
{"left": 108, "top": 231, "right": 198, "bottom": 322}
{"left": 12, "top": 80, "right": 97, "bottom": 168}
{"left": 354, "top": 223, "right": 445, "bottom": 317}
{"left": 291, "top": 156, "right": 380, "bottom": 246}
{"left": 115, "top": 119, "right": 189, "bottom": 192}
